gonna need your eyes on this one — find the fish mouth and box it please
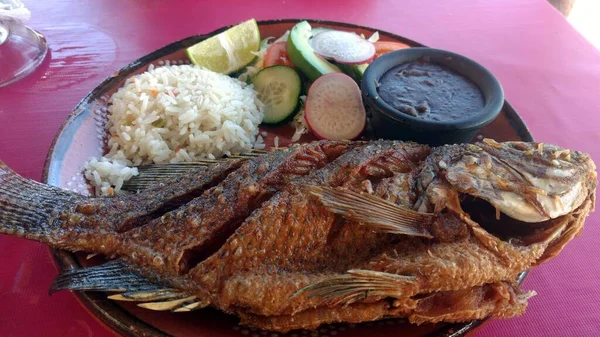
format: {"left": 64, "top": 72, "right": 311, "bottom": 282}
{"left": 464, "top": 179, "right": 587, "bottom": 224}
{"left": 458, "top": 193, "right": 563, "bottom": 243}
{"left": 444, "top": 140, "right": 595, "bottom": 224}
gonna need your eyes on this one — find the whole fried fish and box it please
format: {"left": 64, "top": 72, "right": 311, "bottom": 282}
{"left": 0, "top": 139, "right": 596, "bottom": 332}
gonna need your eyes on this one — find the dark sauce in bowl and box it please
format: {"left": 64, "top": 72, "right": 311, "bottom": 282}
{"left": 377, "top": 59, "right": 485, "bottom": 122}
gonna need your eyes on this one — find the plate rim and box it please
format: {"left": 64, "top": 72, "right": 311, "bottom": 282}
{"left": 42, "top": 18, "right": 534, "bottom": 337}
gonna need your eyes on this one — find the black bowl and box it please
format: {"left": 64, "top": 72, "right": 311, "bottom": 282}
{"left": 361, "top": 47, "right": 504, "bottom": 146}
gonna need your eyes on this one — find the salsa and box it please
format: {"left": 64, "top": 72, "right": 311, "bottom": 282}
{"left": 377, "top": 59, "right": 484, "bottom": 122}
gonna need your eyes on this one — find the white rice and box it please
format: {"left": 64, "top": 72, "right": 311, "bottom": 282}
{"left": 84, "top": 157, "right": 139, "bottom": 196}
{"left": 84, "top": 64, "right": 264, "bottom": 196}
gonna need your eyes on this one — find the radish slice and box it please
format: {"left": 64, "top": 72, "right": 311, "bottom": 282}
{"left": 309, "top": 30, "right": 376, "bottom": 65}
{"left": 305, "top": 73, "right": 366, "bottom": 140}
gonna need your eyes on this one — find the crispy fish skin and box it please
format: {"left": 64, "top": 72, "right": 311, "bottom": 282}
{"left": 238, "top": 281, "right": 533, "bottom": 331}
{"left": 188, "top": 141, "right": 595, "bottom": 330}
{"left": 117, "top": 141, "right": 356, "bottom": 276}
{"left": 192, "top": 143, "right": 429, "bottom": 306}
{"left": 191, "top": 142, "right": 429, "bottom": 294}
{"left": 199, "top": 180, "right": 591, "bottom": 322}
{"left": 0, "top": 140, "right": 596, "bottom": 332}
{"left": 85, "top": 159, "right": 245, "bottom": 233}
{"left": 0, "top": 159, "right": 243, "bottom": 250}
{"left": 4, "top": 141, "right": 354, "bottom": 277}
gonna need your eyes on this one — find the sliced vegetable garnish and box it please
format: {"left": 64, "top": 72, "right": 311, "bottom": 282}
{"left": 287, "top": 21, "right": 340, "bottom": 81}
{"left": 253, "top": 65, "right": 302, "bottom": 125}
{"left": 374, "top": 41, "right": 411, "bottom": 59}
{"left": 312, "top": 28, "right": 369, "bottom": 81}
{"left": 264, "top": 42, "right": 295, "bottom": 68}
{"left": 304, "top": 73, "right": 366, "bottom": 140}
{"left": 309, "top": 30, "right": 375, "bottom": 65}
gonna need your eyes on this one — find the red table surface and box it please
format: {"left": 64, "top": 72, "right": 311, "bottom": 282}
{"left": 1, "top": 0, "right": 600, "bottom": 336}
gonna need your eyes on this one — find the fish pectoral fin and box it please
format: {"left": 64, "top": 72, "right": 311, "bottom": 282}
{"left": 294, "top": 269, "right": 417, "bottom": 306}
{"left": 306, "top": 185, "right": 434, "bottom": 238}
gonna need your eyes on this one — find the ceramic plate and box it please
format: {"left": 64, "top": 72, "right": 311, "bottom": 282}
{"left": 42, "top": 19, "right": 533, "bottom": 337}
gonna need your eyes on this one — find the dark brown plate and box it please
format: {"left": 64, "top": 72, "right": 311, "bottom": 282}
{"left": 42, "top": 19, "right": 533, "bottom": 337}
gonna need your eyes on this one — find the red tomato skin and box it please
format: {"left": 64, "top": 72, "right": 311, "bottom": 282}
{"left": 374, "top": 41, "right": 411, "bottom": 59}
{"left": 264, "top": 42, "right": 295, "bottom": 67}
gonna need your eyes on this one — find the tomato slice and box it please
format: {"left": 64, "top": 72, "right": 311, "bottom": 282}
{"left": 374, "top": 41, "right": 411, "bottom": 59}
{"left": 264, "top": 42, "right": 295, "bottom": 68}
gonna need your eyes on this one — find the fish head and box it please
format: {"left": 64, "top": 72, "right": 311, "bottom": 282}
{"left": 440, "top": 139, "right": 597, "bottom": 223}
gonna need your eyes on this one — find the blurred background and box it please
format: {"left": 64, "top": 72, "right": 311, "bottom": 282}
{"left": 550, "top": 0, "right": 600, "bottom": 49}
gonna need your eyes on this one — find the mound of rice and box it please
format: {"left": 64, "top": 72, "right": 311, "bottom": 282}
{"left": 108, "top": 64, "right": 264, "bottom": 164}
{"left": 84, "top": 64, "right": 264, "bottom": 196}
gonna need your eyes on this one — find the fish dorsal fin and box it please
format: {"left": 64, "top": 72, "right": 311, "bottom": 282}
{"left": 122, "top": 150, "right": 266, "bottom": 191}
{"left": 306, "top": 185, "right": 434, "bottom": 238}
{"left": 122, "top": 162, "right": 215, "bottom": 191}
{"left": 295, "top": 270, "right": 417, "bottom": 306}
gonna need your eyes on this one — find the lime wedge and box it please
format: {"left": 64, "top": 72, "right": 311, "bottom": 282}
{"left": 186, "top": 19, "right": 260, "bottom": 74}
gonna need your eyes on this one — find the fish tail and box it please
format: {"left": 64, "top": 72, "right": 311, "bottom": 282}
{"left": 0, "top": 161, "right": 83, "bottom": 243}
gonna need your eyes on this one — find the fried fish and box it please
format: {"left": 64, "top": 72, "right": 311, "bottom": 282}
{"left": 0, "top": 139, "right": 595, "bottom": 332}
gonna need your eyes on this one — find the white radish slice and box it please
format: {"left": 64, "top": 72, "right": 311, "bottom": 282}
{"left": 309, "top": 30, "right": 376, "bottom": 65}
{"left": 305, "top": 73, "right": 366, "bottom": 140}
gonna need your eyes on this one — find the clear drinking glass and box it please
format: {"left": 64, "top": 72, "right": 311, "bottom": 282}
{"left": 0, "top": 0, "right": 48, "bottom": 88}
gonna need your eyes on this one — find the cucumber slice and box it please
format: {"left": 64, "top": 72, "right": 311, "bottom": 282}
{"left": 253, "top": 65, "right": 302, "bottom": 125}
